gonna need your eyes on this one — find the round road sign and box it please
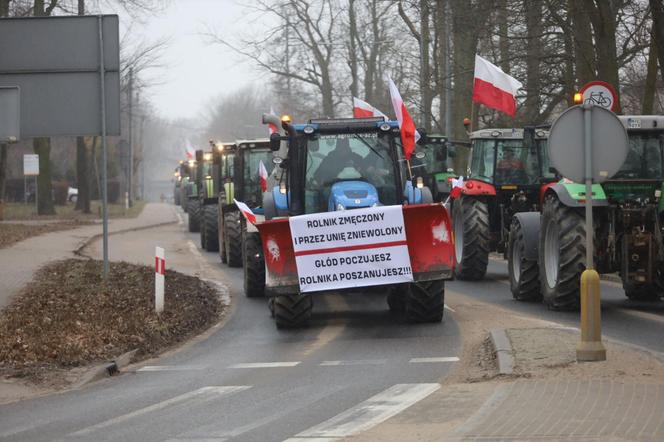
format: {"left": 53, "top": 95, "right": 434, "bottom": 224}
{"left": 579, "top": 81, "right": 618, "bottom": 112}
{"left": 548, "top": 105, "right": 628, "bottom": 184}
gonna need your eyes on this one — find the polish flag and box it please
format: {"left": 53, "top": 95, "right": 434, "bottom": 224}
{"left": 472, "top": 55, "right": 522, "bottom": 117}
{"left": 449, "top": 176, "right": 464, "bottom": 200}
{"left": 268, "top": 106, "right": 279, "bottom": 135}
{"left": 387, "top": 76, "right": 420, "bottom": 161}
{"left": 234, "top": 199, "right": 257, "bottom": 225}
{"left": 353, "top": 97, "right": 388, "bottom": 120}
{"left": 258, "top": 160, "right": 269, "bottom": 192}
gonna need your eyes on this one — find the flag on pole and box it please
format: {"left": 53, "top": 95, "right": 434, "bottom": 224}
{"left": 184, "top": 139, "right": 195, "bottom": 159}
{"left": 449, "top": 176, "right": 464, "bottom": 200}
{"left": 472, "top": 55, "right": 522, "bottom": 117}
{"left": 234, "top": 199, "right": 257, "bottom": 225}
{"left": 259, "top": 160, "right": 268, "bottom": 192}
{"left": 268, "top": 106, "right": 279, "bottom": 135}
{"left": 387, "top": 76, "right": 420, "bottom": 161}
{"left": 352, "top": 97, "right": 388, "bottom": 120}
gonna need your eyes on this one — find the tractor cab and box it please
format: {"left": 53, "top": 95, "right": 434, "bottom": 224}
{"left": 411, "top": 133, "right": 470, "bottom": 201}
{"left": 265, "top": 117, "right": 434, "bottom": 219}
{"left": 234, "top": 139, "right": 273, "bottom": 212}
{"left": 211, "top": 141, "right": 236, "bottom": 206}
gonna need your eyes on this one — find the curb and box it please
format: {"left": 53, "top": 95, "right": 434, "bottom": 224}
{"left": 489, "top": 329, "right": 514, "bottom": 375}
{"left": 74, "top": 220, "right": 177, "bottom": 257}
{"left": 73, "top": 348, "right": 139, "bottom": 389}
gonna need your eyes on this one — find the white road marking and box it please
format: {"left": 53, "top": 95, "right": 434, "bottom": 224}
{"left": 228, "top": 361, "right": 301, "bottom": 369}
{"left": 69, "top": 386, "right": 250, "bottom": 437}
{"left": 282, "top": 383, "right": 440, "bottom": 441}
{"left": 409, "top": 357, "right": 460, "bottom": 363}
{"left": 320, "top": 359, "right": 386, "bottom": 366}
{"left": 444, "top": 303, "right": 456, "bottom": 312}
{"left": 137, "top": 365, "right": 207, "bottom": 372}
{"left": 176, "top": 212, "right": 184, "bottom": 225}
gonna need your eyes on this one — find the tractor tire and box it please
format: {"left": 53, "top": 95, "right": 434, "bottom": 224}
{"left": 243, "top": 231, "right": 265, "bottom": 297}
{"left": 274, "top": 294, "right": 313, "bottom": 328}
{"left": 452, "top": 197, "right": 490, "bottom": 280}
{"left": 202, "top": 205, "right": 219, "bottom": 252}
{"left": 218, "top": 208, "right": 227, "bottom": 264}
{"left": 402, "top": 279, "right": 445, "bottom": 323}
{"left": 187, "top": 200, "right": 201, "bottom": 233}
{"left": 539, "top": 194, "right": 586, "bottom": 310}
{"left": 508, "top": 218, "right": 541, "bottom": 302}
{"left": 623, "top": 281, "right": 662, "bottom": 301}
{"left": 224, "top": 211, "right": 242, "bottom": 267}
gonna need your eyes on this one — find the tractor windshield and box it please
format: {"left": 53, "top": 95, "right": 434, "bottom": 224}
{"left": 304, "top": 132, "right": 398, "bottom": 213}
{"left": 412, "top": 140, "right": 448, "bottom": 175}
{"left": 612, "top": 133, "right": 664, "bottom": 180}
{"left": 242, "top": 148, "right": 272, "bottom": 204}
{"left": 470, "top": 139, "right": 551, "bottom": 185}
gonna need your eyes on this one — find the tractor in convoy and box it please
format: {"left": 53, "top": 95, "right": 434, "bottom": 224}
{"left": 184, "top": 153, "right": 203, "bottom": 233}
{"left": 451, "top": 126, "right": 555, "bottom": 280}
{"left": 246, "top": 115, "right": 454, "bottom": 328}
{"left": 217, "top": 139, "right": 273, "bottom": 268}
{"left": 173, "top": 160, "right": 189, "bottom": 207}
{"left": 197, "top": 144, "right": 221, "bottom": 252}
{"left": 411, "top": 133, "right": 469, "bottom": 202}
{"left": 509, "top": 115, "right": 664, "bottom": 308}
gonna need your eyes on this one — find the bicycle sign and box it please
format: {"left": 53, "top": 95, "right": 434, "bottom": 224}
{"left": 579, "top": 81, "right": 618, "bottom": 112}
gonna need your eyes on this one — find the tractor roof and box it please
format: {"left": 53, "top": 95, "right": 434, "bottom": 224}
{"left": 235, "top": 138, "right": 270, "bottom": 148}
{"left": 470, "top": 128, "right": 549, "bottom": 140}
{"left": 293, "top": 117, "right": 399, "bottom": 133}
{"left": 619, "top": 115, "right": 664, "bottom": 131}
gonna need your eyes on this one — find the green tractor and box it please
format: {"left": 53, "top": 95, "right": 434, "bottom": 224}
{"left": 452, "top": 127, "right": 555, "bottom": 280}
{"left": 184, "top": 154, "right": 202, "bottom": 233}
{"left": 197, "top": 146, "right": 220, "bottom": 252}
{"left": 216, "top": 139, "right": 273, "bottom": 269}
{"left": 411, "top": 133, "right": 469, "bottom": 202}
{"left": 173, "top": 160, "right": 188, "bottom": 207}
{"left": 508, "top": 115, "right": 664, "bottom": 308}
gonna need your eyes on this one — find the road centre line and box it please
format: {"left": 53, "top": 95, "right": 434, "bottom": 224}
{"left": 409, "top": 357, "right": 460, "bottom": 363}
{"left": 320, "top": 359, "right": 387, "bottom": 366}
{"left": 69, "top": 386, "right": 250, "bottom": 437}
{"left": 282, "top": 383, "right": 440, "bottom": 441}
{"left": 228, "top": 362, "right": 301, "bottom": 368}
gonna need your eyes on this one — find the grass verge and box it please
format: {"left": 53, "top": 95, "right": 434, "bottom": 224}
{"left": 1, "top": 200, "right": 146, "bottom": 221}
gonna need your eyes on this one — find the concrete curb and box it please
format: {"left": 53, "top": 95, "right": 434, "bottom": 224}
{"left": 489, "top": 329, "right": 515, "bottom": 375}
{"left": 73, "top": 348, "right": 139, "bottom": 389}
{"left": 73, "top": 220, "right": 177, "bottom": 257}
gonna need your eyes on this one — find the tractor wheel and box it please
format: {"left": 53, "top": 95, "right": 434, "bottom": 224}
{"left": 452, "top": 197, "right": 490, "bottom": 280}
{"left": 508, "top": 218, "right": 541, "bottom": 302}
{"left": 274, "top": 294, "right": 312, "bottom": 328}
{"left": 402, "top": 280, "right": 445, "bottom": 323}
{"left": 224, "top": 211, "right": 242, "bottom": 267}
{"left": 243, "top": 231, "right": 265, "bottom": 298}
{"left": 539, "top": 194, "right": 586, "bottom": 310}
{"left": 202, "top": 205, "right": 219, "bottom": 252}
{"left": 218, "top": 209, "right": 227, "bottom": 264}
{"left": 623, "top": 282, "right": 662, "bottom": 301}
{"left": 187, "top": 200, "right": 201, "bottom": 233}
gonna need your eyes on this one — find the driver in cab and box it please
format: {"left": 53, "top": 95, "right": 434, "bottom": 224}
{"left": 496, "top": 147, "right": 524, "bottom": 171}
{"left": 313, "top": 137, "right": 367, "bottom": 185}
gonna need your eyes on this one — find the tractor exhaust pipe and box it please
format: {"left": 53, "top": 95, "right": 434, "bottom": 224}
{"left": 262, "top": 113, "right": 281, "bottom": 135}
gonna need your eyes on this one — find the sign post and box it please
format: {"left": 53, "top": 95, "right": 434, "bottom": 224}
{"left": 548, "top": 104, "right": 629, "bottom": 362}
{"left": 23, "top": 154, "right": 39, "bottom": 208}
{"left": 155, "top": 247, "right": 165, "bottom": 313}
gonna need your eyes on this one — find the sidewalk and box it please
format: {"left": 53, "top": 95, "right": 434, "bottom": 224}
{"left": 0, "top": 203, "right": 177, "bottom": 310}
{"left": 351, "top": 327, "right": 664, "bottom": 441}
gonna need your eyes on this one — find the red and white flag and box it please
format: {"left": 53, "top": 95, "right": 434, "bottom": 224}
{"left": 449, "top": 176, "right": 464, "bottom": 200}
{"left": 268, "top": 106, "right": 279, "bottom": 135}
{"left": 387, "top": 76, "right": 420, "bottom": 161}
{"left": 472, "top": 55, "right": 522, "bottom": 117}
{"left": 353, "top": 97, "right": 387, "bottom": 120}
{"left": 258, "top": 160, "right": 269, "bottom": 192}
{"left": 234, "top": 199, "right": 257, "bottom": 225}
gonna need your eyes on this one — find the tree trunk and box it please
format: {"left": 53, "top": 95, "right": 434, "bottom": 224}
{"left": 569, "top": 0, "right": 595, "bottom": 86}
{"left": 75, "top": 0, "right": 91, "bottom": 213}
{"left": 419, "top": 0, "right": 432, "bottom": 131}
{"left": 524, "top": 0, "right": 543, "bottom": 122}
{"left": 590, "top": 0, "right": 621, "bottom": 113}
{"left": 643, "top": 32, "right": 658, "bottom": 114}
{"left": 650, "top": 0, "right": 664, "bottom": 84}
{"left": 0, "top": 144, "right": 7, "bottom": 203}
{"left": 348, "top": 0, "right": 359, "bottom": 99}
{"left": 33, "top": 137, "right": 55, "bottom": 215}
{"left": 497, "top": 0, "right": 510, "bottom": 74}
{"left": 434, "top": 0, "right": 448, "bottom": 133}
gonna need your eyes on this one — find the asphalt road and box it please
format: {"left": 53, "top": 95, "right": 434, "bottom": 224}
{"left": 0, "top": 209, "right": 462, "bottom": 442}
{"left": 450, "top": 257, "right": 664, "bottom": 355}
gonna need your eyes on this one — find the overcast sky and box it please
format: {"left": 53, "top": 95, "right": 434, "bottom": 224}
{"left": 117, "top": 0, "right": 262, "bottom": 122}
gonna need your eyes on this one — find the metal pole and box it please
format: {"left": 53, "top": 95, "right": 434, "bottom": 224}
{"left": 128, "top": 68, "right": 133, "bottom": 207}
{"left": 98, "top": 15, "right": 109, "bottom": 278}
{"left": 583, "top": 103, "right": 593, "bottom": 268}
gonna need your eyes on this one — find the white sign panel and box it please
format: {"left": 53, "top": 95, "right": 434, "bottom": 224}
{"left": 580, "top": 81, "right": 618, "bottom": 112}
{"left": 289, "top": 205, "right": 414, "bottom": 293}
{"left": 23, "top": 154, "right": 39, "bottom": 176}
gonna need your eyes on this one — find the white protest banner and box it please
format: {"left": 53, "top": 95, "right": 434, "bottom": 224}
{"left": 289, "top": 205, "right": 413, "bottom": 293}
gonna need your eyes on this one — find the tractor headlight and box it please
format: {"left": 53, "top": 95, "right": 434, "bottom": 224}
{"left": 336, "top": 203, "right": 345, "bottom": 211}
{"left": 303, "top": 125, "right": 315, "bottom": 134}
{"left": 279, "top": 183, "right": 287, "bottom": 194}
{"left": 416, "top": 177, "right": 424, "bottom": 189}
{"left": 380, "top": 123, "right": 391, "bottom": 132}
{"left": 655, "top": 189, "right": 662, "bottom": 200}
{"left": 372, "top": 202, "right": 378, "bottom": 207}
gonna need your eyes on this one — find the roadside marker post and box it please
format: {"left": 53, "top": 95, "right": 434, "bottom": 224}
{"left": 155, "top": 247, "right": 165, "bottom": 313}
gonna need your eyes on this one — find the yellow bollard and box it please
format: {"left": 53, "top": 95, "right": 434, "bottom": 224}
{"left": 576, "top": 269, "right": 607, "bottom": 361}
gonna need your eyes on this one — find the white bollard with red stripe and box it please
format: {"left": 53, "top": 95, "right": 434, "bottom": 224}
{"left": 155, "top": 246, "right": 165, "bottom": 313}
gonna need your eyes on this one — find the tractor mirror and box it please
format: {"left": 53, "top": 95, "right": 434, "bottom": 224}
{"left": 269, "top": 133, "right": 281, "bottom": 151}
